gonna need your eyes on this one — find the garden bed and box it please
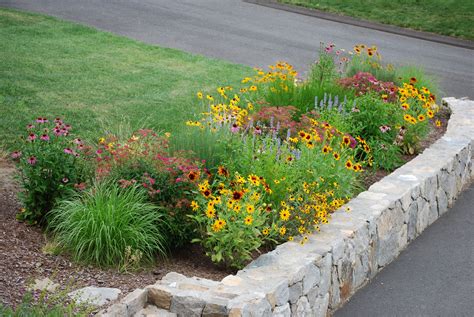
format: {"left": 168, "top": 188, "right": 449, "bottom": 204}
{"left": 0, "top": 114, "right": 447, "bottom": 309}
{"left": 98, "top": 97, "right": 473, "bottom": 317}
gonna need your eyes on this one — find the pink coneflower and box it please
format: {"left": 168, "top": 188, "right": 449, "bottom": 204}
{"left": 40, "top": 134, "right": 50, "bottom": 141}
{"left": 254, "top": 126, "right": 262, "bottom": 135}
{"left": 27, "top": 133, "right": 37, "bottom": 141}
{"left": 11, "top": 151, "right": 22, "bottom": 159}
{"left": 26, "top": 124, "right": 35, "bottom": 130}
{"left": 379, "top": 125, "right": 391, "bottom": 133}
{"left": 62, "top": 178, "right": 69, "bottom": 183}
{"left": 27, "top": 156, "right": 37, "bottom": 165}
{"left": 53, "top": 127, "right": 62, "bottom": 136}
{"left": 230, "top": 124, "right": 240, "bottom": 134}
{"left": 64, "top": 124, "right": 72, "bottom": 130}
{"left": 36, "top": 117, "right": 48, "bottom": 123}
{"left": 73, "top": 138, "right": 82, "bottom": 145}
{"left": 54, "top": 117, "right": 62, "bottom": 124}
{"left": 64, "top": 148, "right": 73, "bottom": 155}
{"left": 74, "top": 182, "right": 86, "bottom": 190}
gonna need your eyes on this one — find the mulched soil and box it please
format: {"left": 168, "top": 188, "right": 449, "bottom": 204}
{"left": 0, "top": 113, "right": 448, "bottom": 309}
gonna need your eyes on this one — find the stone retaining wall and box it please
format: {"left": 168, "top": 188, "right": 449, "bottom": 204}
{"left": 99, "top": 97, "right": 474, "bottom": 317}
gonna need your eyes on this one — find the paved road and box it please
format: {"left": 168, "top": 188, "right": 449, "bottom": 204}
{"left": 335, "top": 183, "right": 474, "bottom": 317}
{"left": 0, "top": 0, "right": 473, "bottom": 98}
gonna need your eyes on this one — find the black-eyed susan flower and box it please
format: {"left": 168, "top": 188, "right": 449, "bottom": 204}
{"left": 244, "top": 215, "right": 253, "bottom": 225}
{"left": 279, "top": 209, "right": 290, "bottom": 221}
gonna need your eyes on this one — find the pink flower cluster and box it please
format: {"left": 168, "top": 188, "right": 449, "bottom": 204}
{"left": 338, "top": 72, "right": 398, "bottom": 102}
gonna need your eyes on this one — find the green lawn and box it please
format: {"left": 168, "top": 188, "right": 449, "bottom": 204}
{"left": 280, "top": 0, "right": 474, "bottom": 40}
{"left": 0, "top": 9, "right": 251, "bottom": 150}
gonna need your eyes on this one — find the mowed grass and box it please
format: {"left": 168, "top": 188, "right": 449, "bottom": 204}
{"left": 280, "top": 0, "right": 474, "bottom": 40}
{"left": 0, "top": 9, "right": 252, "bottom": 150}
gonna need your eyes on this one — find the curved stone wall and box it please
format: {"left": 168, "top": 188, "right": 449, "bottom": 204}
{"left": 99, "top": 97, "right": 473, "bottom": 317}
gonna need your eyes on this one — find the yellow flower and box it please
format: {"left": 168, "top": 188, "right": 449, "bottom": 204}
{"left": 279, "top": 226, "right": 286, "bottom": 236}
{"left": 164, "top": 132, "right": 171, "bottom": 138}
{"left": 262, "top": 228, "right": 270, "bottom": 235}
{"left": 205, "top": 208, "right": 216, "bottom": 218}
{"left": 279, "top": 209, "right": 290, "bottom": 221}
{"left": 190, "top": 201, "right": 199, "bottom": 211}
{"left": 212, "top": 218, "right": 226, "bottom": 232}
{"left": 248, "top": 174, "right": 260, "bottom": 186}
{"left": 247, "top": 102, "right": 254, "bottom": 110}
{"left": 418, "top": 114, "right": 426, "bottom": 122}
{"left": 249, "top": 85, "right": 257, "bottom": 91}
{"left": 98, "top": 137, "right": 105, "bottom": 144}
{"left": 246, "top": 204, "right": 255, "bottom": 214}
{"left": 206, "top": 94, "right": 214, "bottom": 101}
{"left": 197, "top": 92, "right": 203, "bottom": 99}
{"left": 436, "top": 120, "right": 442, "bottom": 127}
{"left": 244, "top": 215, "right": 253, "bottom": 225}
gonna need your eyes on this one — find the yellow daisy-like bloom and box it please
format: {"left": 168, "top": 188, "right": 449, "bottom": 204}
{"left": 205, "top": 208, "right": 216, "bottom": 218}
{"left": 248, "top": 174, "right": 260, "bottom": 186}
{"left": 206, "top": 94, "right": 214, "bottom": 101}
{"left": 246, "top": 204, "right": 255, "bottom": 214}
{"left": 288, "top": 236, "right": 294, "bottom": 241}
{"left": 244, "top": 215, "right": 253, "bottom": 225}
{"left": 322, "top": 145, "right": 332, "bottom": 154}
{"left": 197, "top": 92, "right": 203, "bottom": 99}
{"left": 98, "top": 137, "right": 106, "bottom": 144}
{"left": 190, "top": 201, "right": 199, "bottom": 211}
{"left": 403, "top": 114, "right": 412, "bottom": 122}
{"left": 279, "top": 209, "right": 290, "bottom": 221}
{"left": 249, "top": 85, "right": 257, "bottom": 91}
{"left": 418, "top": 114, "right": 426, "bottom": 122}
{"left": 345, "top": 159, "right": 353, "bottom": 170}
{"left": 436, "top": 120, "right": 442, "bottom": 127}
{"left": 262, "top": 228, "right": 270, "bottom": 235}
{"left": 306, "top": 141, "right": 315, "bottom": 149}
{"left": 427, "top": 110, "right": 434, "bottom": 118}
{"left": 212, "top": 218, "right": 226, "bottom": 232}
{"left": 333, "top": 152, "right": 340, "bottom": 161}
{"left": 279, "top": 226, "right": 286, "bottom": 236}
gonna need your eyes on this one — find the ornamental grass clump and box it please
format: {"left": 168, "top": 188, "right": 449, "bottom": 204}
{"left": 48, "top": 181, "right": 167, "bottom": 268}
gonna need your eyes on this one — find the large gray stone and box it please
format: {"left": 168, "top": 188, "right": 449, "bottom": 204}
{"left": 312, "top": 294, "right": 329, "bottom": 317}
{"left": 170, "top": 292, "right": 206, "bottom": 317}
{"left": 68, "top": 286, "right": 121, "bottom": 306}
{"left": 295, "top": 296, "right": 312, "bottom": 317}
{"left": 288, "top": 282, "right": 302, "bottom": 304}
{"left": 272, "top": 303, "right": 291, "bottom": 317}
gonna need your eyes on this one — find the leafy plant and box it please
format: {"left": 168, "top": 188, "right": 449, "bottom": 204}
{"left": 189, "top": 171, "right": 275, "bottom": 269}
{"left": 0, "top": 282, "right": 94, "bottom": 317}
{"left": 48, "top": 181, "right": 167, "bottom": 268}
{"left": 11, "top": 117, "right": 93, "bottom": 225}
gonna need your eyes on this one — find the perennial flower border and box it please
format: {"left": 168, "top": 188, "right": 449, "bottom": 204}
{"left": 99, "top": 97, "right": 473, "bottom": 317}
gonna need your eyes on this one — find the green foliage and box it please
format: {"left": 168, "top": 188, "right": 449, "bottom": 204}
{"left": 48, "top": 181, "right": 167, "bottom": 268}
{"left": 0, "top": 285, "right": 94, "bottom": 317}
{"left": 12, "top": 118, "right": 92, "bottom": 225}
{"left": 190, "top": 172, "right": 274, "bottom": 269}
{"left": 0, "top": 8, "right": 251, "bottom": 151}
{"left": 279, "top": 0, "right": 474, "bottom": 40}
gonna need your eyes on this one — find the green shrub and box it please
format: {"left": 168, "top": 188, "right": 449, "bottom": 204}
{"left": 0, "top": 286, "right": 94, "bottom": 317}
{"left": 48, "top": 181, "right": 167, "bottom": 268}
{"left": 11, "top": 117, "right": 93, "bottom": 225}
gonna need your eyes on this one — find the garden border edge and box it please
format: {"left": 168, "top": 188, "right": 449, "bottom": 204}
{"left": 99, "top": 97, "right": 474, "bottom": 317}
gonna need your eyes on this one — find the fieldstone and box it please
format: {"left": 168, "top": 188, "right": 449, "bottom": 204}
{"left": 170, "top": 292, "right": 206, "bottom": 317}
{"left": 437, "top": 187, "right": 449, "bottom": 215}
{"left": 376, "top": 206, "right": 404, "bottom": 267}
{"left": 202, "top": 296, "right": 229, "bottom": 317}
{"left": 302, "top": 264, "right": 320, "bottom": 295}
{"left": 288, "top": 282, "right": 302, "bottom": 304}
{"left": 68, "top": 286, "right": 121, "bottom": 306}
{"left": 315, "top": 255, "right": 332, "bottom": 296}
{"left": 221, "top": 275, "right": 242, "bottom": 287}
{"left": 312, "top": 294, "right": 329, "bottom": 317}
{"left": 135, "top": 305, "right": 177, "bottom": 317}
{"left": 124, "top": 289, "right": 147, "bottom": 316}
{"left": 272, "top": 303, "right": 291, "bottom": 317}
{"left": 28, "top": 277, "right": 59, "bottom": 292}
{"left": 352, "top": 253, "right": 369, "bottom": 289}
{"left": 329, "top": 266, "right": 340, "bottom": 308}
{"left": 265, "top": 279, "right": 289, "bottom": 308}
{"left": 240, "top": 296, "right": 272, "bottom": 317}
{"left": 295, "top": 296, "right": 311, "bottom": 317}
{"left": 416, "top": 198, "right": 430, "bottom": 235}
{"left": 96, "top": 303, "right": 127, "bottom": 316}
{"left": 147, "top": 285, "right": 173, "bottom": 310}
{"left": 406, "top": 201, "right": 418, "bottom": 241}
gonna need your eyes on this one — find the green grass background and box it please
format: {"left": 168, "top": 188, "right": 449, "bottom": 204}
{"left": 280, "top": 0, "right": 474, "bottom": 40}
{"left": 0, "top": 9, "right": 251, "bottom": 150}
